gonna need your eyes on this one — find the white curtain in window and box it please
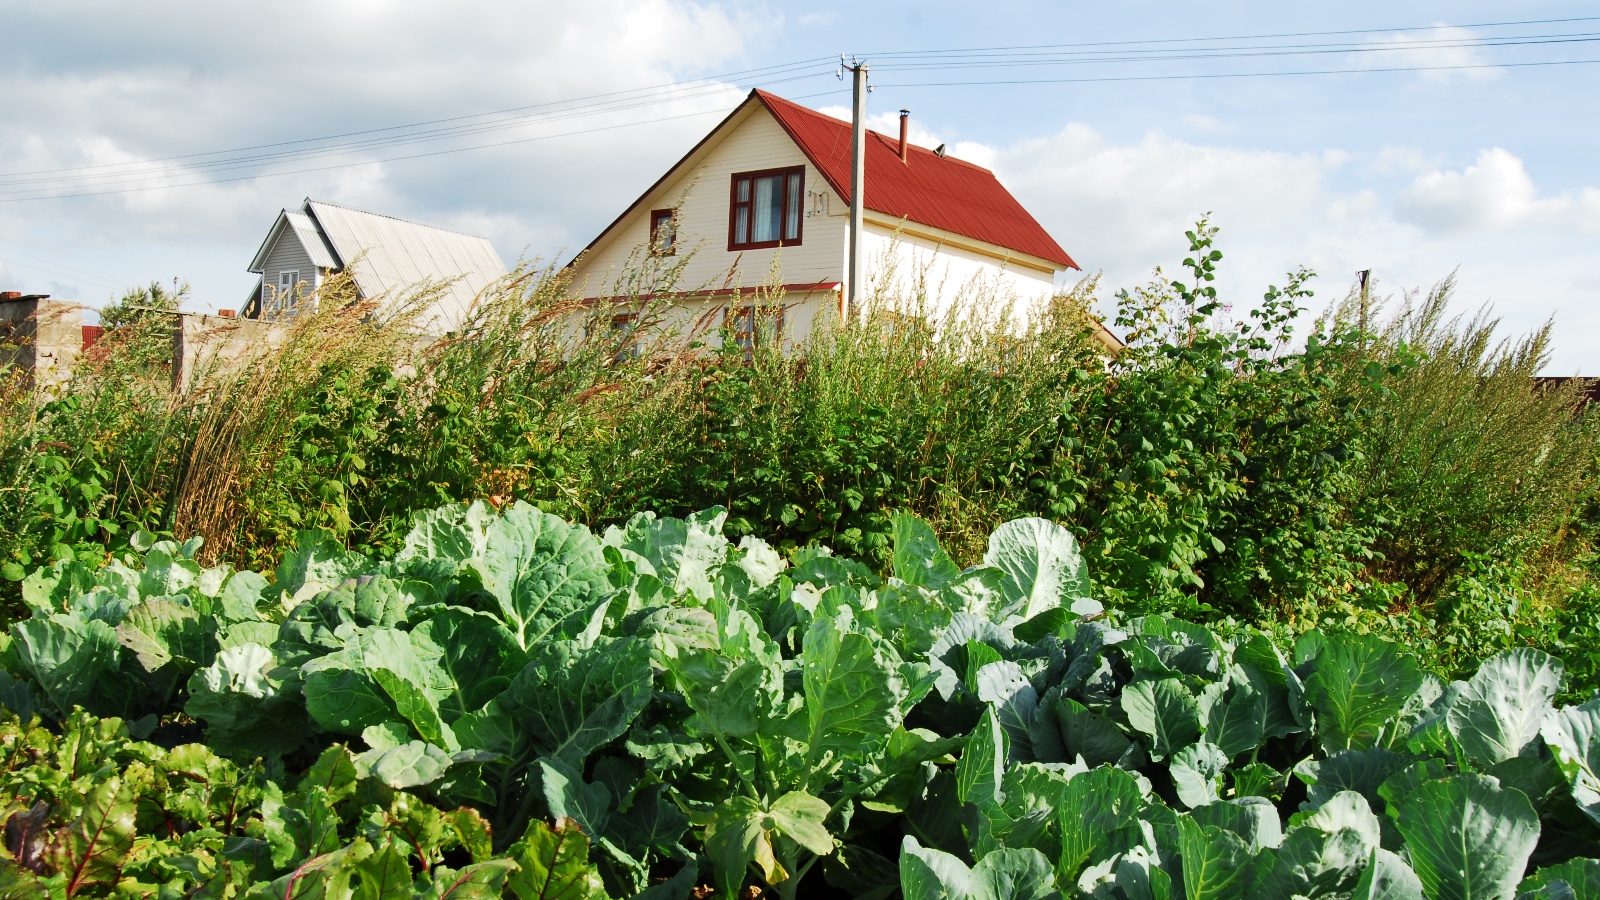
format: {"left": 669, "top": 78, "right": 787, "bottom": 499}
{"left": 752, "top": 175, "right": 783, "bottom": 242}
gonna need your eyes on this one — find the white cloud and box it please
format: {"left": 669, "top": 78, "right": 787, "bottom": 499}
{"left": 1359, "top": 25, "right": 1499, "bottom": 83}
{"left": 0, "top": 0, "right": 768, "bottom": 302}
{"left": 983, "top": 123, "right": 1600, "bottom": 372}
{"left": 1367, "top": 145, "right": 1441, "bottom": 177}
{"left": 994, "top": 125, "right": 1339, "bottom": 288}
{"left": 1395, "top": 148, "right": 1544, "bottom": 233}
{"left": 1395, "top": 148, "right": 1600, "bottom": 234}
{"left": 1180, "top": 114, "right": 1233, "bottom": 136}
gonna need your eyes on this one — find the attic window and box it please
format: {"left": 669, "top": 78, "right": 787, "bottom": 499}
{"left": 729, "top": 167, "right": 803, "bottom": 250}
{"left": 278, "top": 270, "right": 301, "bottom": 310}
{"left": 649, "top": 209, "right": 677, "bottom": 256}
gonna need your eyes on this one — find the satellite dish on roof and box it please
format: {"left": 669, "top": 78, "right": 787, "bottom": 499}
{"left": 934, "top": 144, "right": 948, "bottom": 157}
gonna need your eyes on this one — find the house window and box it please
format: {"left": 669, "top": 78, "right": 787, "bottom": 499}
{"left": 610, "top": 313, "right": 642, "bottom": 361}
{"left": 649, "top": 209, "right": 677, "bottom": 256}
{"left": 279, "top": 270, "right": 301, "bottom": 310}
{"left": 729, "top": 304, "right": 784, "bottom": 352}
{"left": 729, "top": 167, "right": 803, "bottom": 250}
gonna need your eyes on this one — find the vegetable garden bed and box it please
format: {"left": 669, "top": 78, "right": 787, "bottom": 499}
{"left": 0, "top": 501, "right": 1596, "bottom": 898}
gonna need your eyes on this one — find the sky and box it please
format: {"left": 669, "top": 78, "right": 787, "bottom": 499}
{"left": 1, "top": 1, "right": 1598, "bottom": 371}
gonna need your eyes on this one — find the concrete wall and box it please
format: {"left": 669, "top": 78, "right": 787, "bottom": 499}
{"left": 0, "top": 297, "right": 84, "bottom": 388}
{"left": 171, "top": 313, "right": 287, "bottom": 392}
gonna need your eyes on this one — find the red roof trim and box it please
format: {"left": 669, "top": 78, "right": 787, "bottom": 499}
{"left": 579, "top": 280, "right": 841, "bottom": 306}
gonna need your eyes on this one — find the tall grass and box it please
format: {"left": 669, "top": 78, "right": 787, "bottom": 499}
{"left": 2, "top": 233, "right": 1597, "bottom": 686}
{"left": 1331, "top": 274, "right": 1597, "bottom": 604}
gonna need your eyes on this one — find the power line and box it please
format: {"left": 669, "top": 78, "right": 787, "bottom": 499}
{"left": 0, "top": 91, "right": 851, "bottom": 204}
{"left": 859, "top": 14, "right": 1600, "bottom": 58}
{"left": 868, "top": 33, "right": 1600, "bottom": 72}
{"left": 874, "top": 57, "right": 1600, "bottom": 89}
{"left": 10, "top": 17, "right": 1591, "bottom": 190}
{"left": 3, "top": 15, "right": 1597, "bottom": 203}
{"left": 0, "top": 242, "right": 130, "bottom": 288}
{"left": 0, "top": 254, "right": 129, "bottom": 292}
{"left": 0, "top": 69, "right": 836, "bottom": 192}
{"left": 0, "top": 57, "right": 838, "bottom": 181}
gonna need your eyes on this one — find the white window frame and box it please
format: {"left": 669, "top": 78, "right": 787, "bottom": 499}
{"left": 279, "top": 270, "right": 300, "bottom": 310}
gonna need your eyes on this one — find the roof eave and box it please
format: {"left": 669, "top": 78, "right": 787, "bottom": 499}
{"left": 299, "top": 201, "right": 346, "bottom": 270}
{"left": 246, "top": 210, "right": 292, "bottom": 273}
{"left": 564, "top": 90, "right": 766, "bottom": 271}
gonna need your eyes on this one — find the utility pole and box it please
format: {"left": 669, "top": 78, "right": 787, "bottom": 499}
{"left": 846, "top": 58, "right": 868, "bottom": 318}
{"left": 1356, "top": 269, "right": 1371, "bottom": 338}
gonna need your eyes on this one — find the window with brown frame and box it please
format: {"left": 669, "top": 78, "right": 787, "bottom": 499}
{"left": 728, "top": 304, "right": 784, "bottom": 353}
{"left": 729, "top": 167, "right": 804, "bottom": 250}
{"left": 649, "top": 209, "right": 677, "bottom": 256}
{"left": 610, "top": 313, "right": 642, "bottom": 361}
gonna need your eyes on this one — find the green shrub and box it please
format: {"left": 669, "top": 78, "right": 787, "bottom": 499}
{"left": 2, "top": 224, "right": 1596, "bottom": 679}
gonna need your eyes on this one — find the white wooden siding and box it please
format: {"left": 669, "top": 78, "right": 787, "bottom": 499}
{"left": 570, "top": 106, "right": 849, "bottom": 299}
{"left": 259, "top": 230, "right": 322, "bottom": 315}
{"left": 569, "top": 103, "right": 1062, "bottom": 346}
{"left": 861, "top": 223, "right": 1057, "bottom": 329}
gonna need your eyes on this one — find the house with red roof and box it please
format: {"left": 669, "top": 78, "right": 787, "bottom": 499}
{"left": 568, "top": 89, "right": 1110, "bottom": 349}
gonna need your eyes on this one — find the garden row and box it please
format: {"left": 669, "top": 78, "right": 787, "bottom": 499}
{"left": 0, "top": 502, "right": 1596, "bottom": 898}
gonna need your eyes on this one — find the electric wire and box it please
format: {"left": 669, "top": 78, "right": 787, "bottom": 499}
{"left": 6, "top": 18, "right": 1593, "bottom": 190}
{"left": 0, "top": 67, "right": 837, "bottom": 191}
{"left": 858, "top": 14, "right": 1600, "bottom": 58}
{"left": 866, "top": 33, "right": 1600, "bottom": 72}
{"left": 873, "top": 57, "right": 1600, "bottom": 88}
{"left": 0, "top": 90, "right": 852, "bottom": 205}
{"left": 0, "top": 242, "right": 129, "bottom": 288}
{"left": 0, "top": 57, "right": 838, "bottom": 180}
{"left": 4, "top": 16, "right": 1599, "bottom": 202}
{"left": 0, "top": 253, "right": 129, "bottom": 292}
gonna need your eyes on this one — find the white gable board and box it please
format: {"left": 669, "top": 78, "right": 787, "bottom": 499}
{"left": 569, "top": 105, "right": 848, "bottom": 300}
{"left": 305, "top": 201, "right": 509, "bottom": 331}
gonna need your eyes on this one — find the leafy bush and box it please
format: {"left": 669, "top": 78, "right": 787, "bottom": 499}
{"left": 3, "top": 224, "right": 1597, "bottom": 685}
{"left": 0, "top": 503, "right": 1597, "bottom": 898}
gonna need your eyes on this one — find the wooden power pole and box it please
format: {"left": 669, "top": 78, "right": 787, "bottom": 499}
{"left": 1357, "top": 269, "right": 1371, "bottom": 337}
{"left": 846, "top": 59, "right": 868, "bottom": 318}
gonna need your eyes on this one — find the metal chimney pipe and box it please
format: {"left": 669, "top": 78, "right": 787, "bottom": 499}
{"left": 898, "top": 109, "right": 910, "bottom": 163}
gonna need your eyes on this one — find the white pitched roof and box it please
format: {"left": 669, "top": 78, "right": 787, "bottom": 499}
{"left": 304, "top": 200, "right": 508, "bottom": 320}
{"left": 287, "top": 211, "right": 339, "bottom": 268}
{"left": 247, "top": 209, "right": 338, "bottom": 272}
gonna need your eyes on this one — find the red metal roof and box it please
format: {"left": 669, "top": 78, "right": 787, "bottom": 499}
{"left": 755, "top": 90, "right": 1077, "bottom": 270}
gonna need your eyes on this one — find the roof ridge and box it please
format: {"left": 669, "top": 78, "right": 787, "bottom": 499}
{"left": 303, "top": 198, "right": 495, "bottom": 243}
{"left": 752, "top": 89, "right": 996, "bottom": 174}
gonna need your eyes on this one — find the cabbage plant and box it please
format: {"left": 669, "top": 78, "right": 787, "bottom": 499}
{"left": 0, "top": 502, "right": 1596, "bottom": 899}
